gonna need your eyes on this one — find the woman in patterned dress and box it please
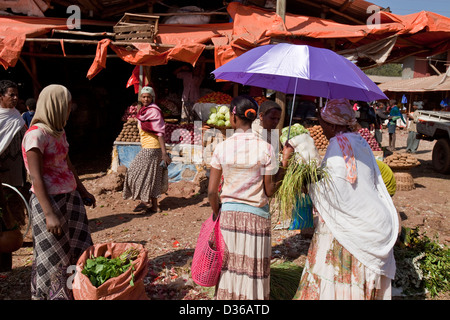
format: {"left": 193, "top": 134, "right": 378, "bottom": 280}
{"left": 122, "top": 86, "right": 171, "bottom": 213}
{"left": 288, "top": 98, "right": 399, "bottom": 300}
{"left": 208, "top": 95, "right": 281, "bottom": 300}
{"left": 22, "top": 84, "right": 95, "bottom": 300}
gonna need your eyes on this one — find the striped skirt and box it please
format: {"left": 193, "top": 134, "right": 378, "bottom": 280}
{"left": 215, "top": 211, "right": 271, "bottom": 300}
{"left": 30, "top": 191, "right": 92, "bottom": 300}
{"left": 122, "top": 148, "right": 163, "bottom": 202}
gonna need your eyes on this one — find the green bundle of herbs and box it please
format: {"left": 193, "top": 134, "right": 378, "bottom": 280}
{"left": 270, "top": 261, "right": 304, "bottom": 300}
{"left": 82, "top": 247, "right": 140, "bottom": 287}
{"left": 274, "top": 153, "right": 328, "bottom": 220}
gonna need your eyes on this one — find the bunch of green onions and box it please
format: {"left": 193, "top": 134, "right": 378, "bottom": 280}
{"left": 273, "top": 153, "right": 329, "bottom": 221}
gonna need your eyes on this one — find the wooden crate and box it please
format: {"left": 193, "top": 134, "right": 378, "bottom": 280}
{"left": 114, "top": 13, "right": 159, "bottom": 42}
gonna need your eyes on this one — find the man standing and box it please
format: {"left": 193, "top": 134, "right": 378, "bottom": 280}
{"left": 22, "top": 97, "right": 37, "bottom": 128}
{"left": 387, "top": 99, "right": 406, "bottom": 151}
{"left": 374, "top": 102, "right": 389, "bottom": 147}
{"left": 175, "top": 59, "right": 205, "bottom": 122}
{"left": 406, "top": 103, "right": 422, "bottom": 153}
{"left": 0, "top": 80, "right": 26, "bottom": 187}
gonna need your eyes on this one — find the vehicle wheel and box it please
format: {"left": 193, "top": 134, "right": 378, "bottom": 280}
{"left": 432, "top": 138, "right": 450, "bottom": 174}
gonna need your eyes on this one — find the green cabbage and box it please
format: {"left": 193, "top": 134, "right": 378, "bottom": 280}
{"left": 280, "top": 123, "right": 309, "bottom": 145}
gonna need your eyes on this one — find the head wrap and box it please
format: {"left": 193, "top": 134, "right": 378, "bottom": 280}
{"left": 141, "top": 86, "right": 155, "bottom": 101}
{"left": 321, "top": 98, "right": 357, "bottom": 129}
{"left": 321, "top": 98, "right": 358, "bottom": 184}
{"left": 31, "top": 84, "right": 72, "bottom": 138}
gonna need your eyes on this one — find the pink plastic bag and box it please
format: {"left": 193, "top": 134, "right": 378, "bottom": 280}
{"left": 191, "top": 213, "right": 226, "bottom": 287}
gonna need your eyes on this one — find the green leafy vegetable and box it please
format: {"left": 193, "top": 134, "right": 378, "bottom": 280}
{"left": 394, "top": 227, "right": 449, "bottom": 297}
{"left": 82, "top": 248, "right": 140, "bottom": 287}
{"left": 273, "top": 154, "right": 328, "bottom": 222}
{"left": 280, "top": 123, "right": 309, "bottom": 145}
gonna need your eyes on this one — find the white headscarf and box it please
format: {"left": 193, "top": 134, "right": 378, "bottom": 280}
{"left": 140, "top": 86, "right": 155, "bottom": 101}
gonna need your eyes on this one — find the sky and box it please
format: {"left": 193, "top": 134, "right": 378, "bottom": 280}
{"left": 372, "top": 0, "right": 450, "bottom": 17}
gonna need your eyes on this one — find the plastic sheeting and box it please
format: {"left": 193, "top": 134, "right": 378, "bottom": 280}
{"left": 1, "top": 2, "right": 450, "bottom": 74}
{"left": 112, "top": 142, "right": 198, "bottom": 183}
{"left": 85, "top": 2, "right": 450, "bottom": 78}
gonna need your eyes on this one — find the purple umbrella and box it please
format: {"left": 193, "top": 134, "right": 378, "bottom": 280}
{"left": 212, "top": 43, "right": 387, "bottom": 102}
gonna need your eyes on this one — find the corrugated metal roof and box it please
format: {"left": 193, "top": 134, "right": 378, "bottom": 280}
{"left": 378, "top": 71, "right": 450, "bottom": 92}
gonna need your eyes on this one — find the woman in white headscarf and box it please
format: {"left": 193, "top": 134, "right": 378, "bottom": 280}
{"left": 287, "top": 98, "right": 399, "bottom": 300}
{"left": 22, "top": 84, "right": 94, "bottom": 300}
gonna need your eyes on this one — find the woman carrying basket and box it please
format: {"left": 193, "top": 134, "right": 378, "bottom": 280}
{"left": 208, "top": 95, "right": 281, "bottom": 300}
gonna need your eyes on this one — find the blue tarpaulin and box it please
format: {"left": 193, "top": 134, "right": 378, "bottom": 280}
{"left": 114, "top": 143, "right": 197, "bottom": 182}
{"left": 116, "top": 144, "right": 141, "bottom": 168}
{"left": 167, "top": 162, "right": 197, "bottom": 182}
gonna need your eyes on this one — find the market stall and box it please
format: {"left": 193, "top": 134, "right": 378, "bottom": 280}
{"left": 110, "top": 109, "right": 224, "bottom": 183}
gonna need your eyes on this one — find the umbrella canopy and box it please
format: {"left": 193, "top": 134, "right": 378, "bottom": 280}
{"left": 212, "top": 43, "right": 388, "bottom": 102}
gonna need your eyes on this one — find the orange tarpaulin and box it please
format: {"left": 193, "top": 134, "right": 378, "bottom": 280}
{"left": 1, "top": 3, "right": 449, "bottom": 78}
{"left": 86, "top": 39, "right": 208, "bottom": 80}
{"left": 0, "top": 16, "right": 69, "bottom": 69}
{"left": 86, "top": 23, "right": 233, "bottom": 79}
{"left": 85, "top": 3, "right": 449, "bottom": 78}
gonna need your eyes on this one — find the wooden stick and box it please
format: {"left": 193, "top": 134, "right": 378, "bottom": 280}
{"left": 52, "top": 29, "right": 115, "bottom": 37}
{"left": 22, "top": 37, "right": 215, "bottom": 49}
{"left": 152, "top": 12, "right": 229, "bottom": 16}
{"left": 18, "top": 57, "right": 42, "bottom": 91}
{"left": 20, "top": 52, "right": 119, "bottom": 58}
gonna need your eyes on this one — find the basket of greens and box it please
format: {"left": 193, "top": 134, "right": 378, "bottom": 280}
{"left": 73, "top": 242, "right": 148, "bottom": 300}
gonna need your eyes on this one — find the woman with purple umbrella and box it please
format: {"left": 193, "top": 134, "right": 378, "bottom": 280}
{"left": 285, "top": 99, "right": 399, "bottom": 300}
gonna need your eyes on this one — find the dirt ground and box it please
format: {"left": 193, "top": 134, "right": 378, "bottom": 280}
{"left": 1, "top": 128, "right": 449, "bottom": 300}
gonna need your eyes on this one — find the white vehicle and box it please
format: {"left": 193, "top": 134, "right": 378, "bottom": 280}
{"left": 416, "top": 110, "right": 450, "bottom": 174}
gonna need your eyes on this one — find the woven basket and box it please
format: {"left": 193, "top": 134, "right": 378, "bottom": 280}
{"left": 394, "top": 171, "right": 415, "bottom": 191}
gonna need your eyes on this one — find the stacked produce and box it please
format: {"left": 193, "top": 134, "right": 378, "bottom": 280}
{"left": 197, "top": 92, "right": 232, "bottom": 104}
{"left": 164, "top": 123, "right": 202, "bottom": 145}
{"left": 121, "top": 104, "right": 139, "bottom": 121}
{"left": 358, "top": 128, "right": 382, "bottom": 151}
{"left": 253, "top": 96, "right": 267, "bottom": 105}
{"left": 307, "top": 125, "right": 329, "bottom": 151}
{"left": 116, "top": 118, "right": 140, "bottom": 142}
{"left": 384, "top": 152, "right": 420, "bottom": 168}
{"left": 206, "top": 105, "right": 231, "bottom": 128}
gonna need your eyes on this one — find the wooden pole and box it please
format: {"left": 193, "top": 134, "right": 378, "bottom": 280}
{"left": 139, "top": 65, "right": 144, "bottom": 98}
{"left": 18, "top": 57, "right": 42, "bottom": 95}
{"left": 276, "top": 0, "right": 287, "bottom": 130}
{"left": 28, "top": 43, "right": 40, "bottom": 98}
{"left": 22, "top": 37, "right": 215, "bottom": 50}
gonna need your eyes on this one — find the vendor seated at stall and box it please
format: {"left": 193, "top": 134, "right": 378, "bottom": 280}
{"left": 252, "top": 100, "right": 282, "bottom": 147}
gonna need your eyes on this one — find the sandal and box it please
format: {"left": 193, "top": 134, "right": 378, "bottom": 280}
{"left": 146, "top": 207, "right": 162, "bottom": 214}
{"left": 133, "top": 202, "right": 151, "bottom": 212}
